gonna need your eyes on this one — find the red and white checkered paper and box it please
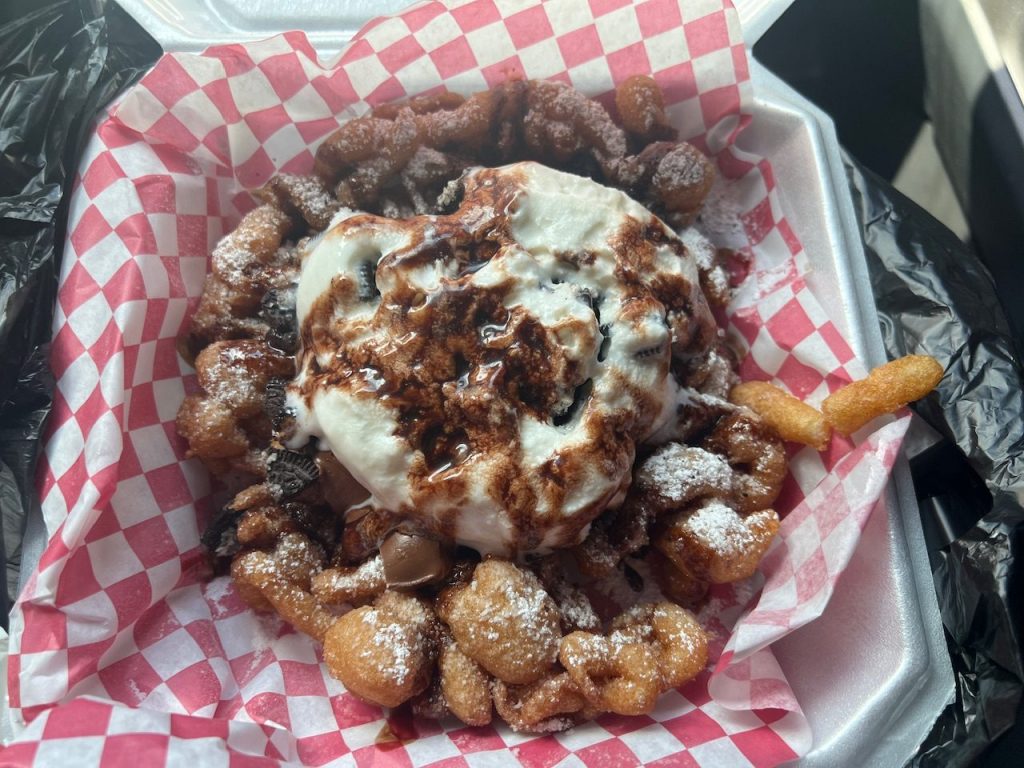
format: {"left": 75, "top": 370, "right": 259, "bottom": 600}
{"left": 4, "top": 1, "right": 910, "bottom": 765}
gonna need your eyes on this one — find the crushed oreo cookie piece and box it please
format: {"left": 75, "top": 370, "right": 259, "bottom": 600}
{"left": 260, "top": 287, "right": 298, "bottom": 353}
{"left": 264, "top": 376, "right": 292, "bottom": 430}
{"left": 553, "top": 379, "right": 593, "bottom": 426}
{"left": 201, "top": 507, "right": 244, "bottom": 558}
{"left": 356, "top": 261, "right": 379, "bottom": 302}
{"left": 635, "top": 344, "right": 664, "bottom": 359}
{"left": 268, "top": 448, "right": 320, "bottom": 500}
{"left": 598, "top": 323, "right": 611, "bottom": 362}
{"left": 577, "top": 287, "right": 602, "bottom": 320}
{"left": 436, "top": 176, "right": 464, "bottom": 213}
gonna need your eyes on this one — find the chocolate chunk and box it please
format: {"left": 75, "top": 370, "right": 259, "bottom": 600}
{"left": 380, "top": 530, "right": 452, "bottom": 590}
{"left": 268, "top": 449, "right": 319, "bottom": 500}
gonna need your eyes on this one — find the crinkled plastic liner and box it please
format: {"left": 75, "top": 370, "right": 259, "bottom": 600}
{"left": 844, "top": 156, "right": 1024, "bottom": 766}
{"left": 0, "top": 0, "right": 159, "bottom": 624}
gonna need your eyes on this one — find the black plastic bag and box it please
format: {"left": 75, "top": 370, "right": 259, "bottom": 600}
{"left": 0, "top": 0, "right": 159, "bottom": 624}
{"left": 844, "top": 156, "right": 1023, "bottom": 766}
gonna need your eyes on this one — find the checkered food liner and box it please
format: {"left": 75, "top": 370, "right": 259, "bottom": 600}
{"left": 4, "top": 1, "right": 910, "bottom": 765}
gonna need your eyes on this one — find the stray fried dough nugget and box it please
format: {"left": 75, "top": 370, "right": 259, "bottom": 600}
{"left": 615, "top": 74, "right": 673, "bottom": 141}
{"left": 439, "top": 644, "right": 493, "bottom": 727}
{"left": 323, "top": 590, "right": 438, "bottom": 708}
{"left": 822, "top": 355, "right": 943, "bottom": 435}
{"left": 437, "top": 559, "right": 561, "bottom": 685}
{"left": 731, "top": 381, "right": 830, "bottom": 451}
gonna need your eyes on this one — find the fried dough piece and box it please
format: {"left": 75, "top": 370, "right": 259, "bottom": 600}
{"left": 176, "top": 339, "right": 292, "bottom": 467}
{"left": 323, "top": 590, "right": 439, "bottom": 707}
{"left": 190, "top": 205, "right": 298, "bottom": 347}
{"left": 615, "top": 74, "right": 674, "bottom": 143}
{"left": 654, "top": 500, "right": 779, "bottom": 584}
{"left": 439, "top": 644, "right": 493, "bottom": 727}
{"left": 609, "top": 602, "right": 708, "bottom": 689}
{"left": 437, "top": 559, "right": 561, "bottom": 685}
{"left": 731, "top": 380, "right": 831, "bottom": 451}
{"left": 312, "top": 555, "right": 386, "bottom": 606}
{"left": 231, "top": 536, "right": 331, "bottom": 641}
{"left": 492, "top": 672, "right": 588, "bottom": 733}
{"left": 822, "top": 355, "right": 943, "bottom": 435}
{"left": 559, "top": 632, "right": 661, "bottom": 716}
{"left": 702, "top": 413, "right": 786, "bottom": 513}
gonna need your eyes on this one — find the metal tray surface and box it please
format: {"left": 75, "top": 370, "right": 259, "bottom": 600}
{"left": 60, "top": 2, "right": 952, "bottom": 765}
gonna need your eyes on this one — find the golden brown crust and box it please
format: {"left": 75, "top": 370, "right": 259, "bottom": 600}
{"left": 822, "top": 355, "right": 943, "bottom": 435}
{"left": 439, "top": 644, "right": 493, "bottom": 726}
{"left": 654, "top": 501, "right": 780, "bottom": 585}
{"left": 731, "top": 381, "right": 831, "bottom": 450}
{"left": 438, "top": 559, "right": 561, "bottom": 685}
{"left": 492, "top": 672, "right": 587, "bottom": 733}
{"left": 615, "top": 75, "right": 674, "bottom": 143}
{"left": 702, "top": 412, "right": 786, "bottom": 513}
{"left": 559, "top": 632, "right": 661, "bottom": 716}
{"left": 312, "top": 556, "right": 386, "bottom": 606}
{"left": 322, "top": 590, "right": 439, "bottom": 707}
{"left": 609, "top": 602, "right": 708, "bottom": 689}
{"left": 176, "top": 340, "right": 293, "bottom": 473}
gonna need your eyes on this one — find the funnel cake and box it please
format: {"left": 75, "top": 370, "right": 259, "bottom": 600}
{"left": 177, "top": 76, "right": 786, "bottom": 733}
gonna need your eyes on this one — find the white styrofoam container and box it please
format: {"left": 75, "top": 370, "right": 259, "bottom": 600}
{"left": 48, "top": 1, "right": 951, "bottom": 764}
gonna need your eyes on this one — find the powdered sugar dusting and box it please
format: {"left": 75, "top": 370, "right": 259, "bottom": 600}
{"left": 357, "top": 593, "right": 433, "bottom": 685}
{"left": 686, "top": 500, "right": 752, "bottom": 555}
{"left": 654, "top": 146, "right": 706, "bottom": 189}
{"left": 279, "top": 174, "right": 336, "bottom": 219}
{"left": 638, "top": 443, "right": 733, "bottom": 503}
{"left": 680, "top": 226, "right": 729, "bottom": 302}
{"left": 470, "top": 570, "right": 557, "bottom": 649}
{"left": 322, "top": 556, "right": 384, "bottom": 598}
{"left": 360, "top": 611, "right": 412, "bottom": 683}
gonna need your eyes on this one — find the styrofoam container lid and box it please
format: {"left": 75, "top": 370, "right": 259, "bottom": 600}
{"left": 115, "top": 0, "right": 798, "bottom": 55}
